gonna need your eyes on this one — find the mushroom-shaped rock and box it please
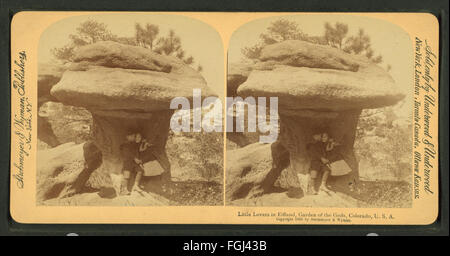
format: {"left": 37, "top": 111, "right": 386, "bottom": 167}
{"left": 51, "top": 41, "right": 214, "bottom": 178}
{"left": 234, "top": 40, "right": 405, "bottom": 194}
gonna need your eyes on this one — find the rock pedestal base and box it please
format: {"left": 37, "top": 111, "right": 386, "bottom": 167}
{"left": 91, "top": 110, "right": 173, "bottom": 176}
{"left": 277, "top": 109, "right": 362, "bottom": 192}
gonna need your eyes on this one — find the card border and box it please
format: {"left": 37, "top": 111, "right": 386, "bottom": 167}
{"left": 1, "top": 0, "right": 448, "bottom": 236}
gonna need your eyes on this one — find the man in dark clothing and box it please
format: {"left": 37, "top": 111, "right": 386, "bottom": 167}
{"left": 307, "top": 133, "right": 332, "bottom": 195}
{"left": 325, "top": 137, "right": 344, "bottom": 163}
{"left": 119, "top": 133, "right": 144, "bottom": 195}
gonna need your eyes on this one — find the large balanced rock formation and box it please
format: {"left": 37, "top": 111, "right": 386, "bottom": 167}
{"left": 51, "top": 41, "right": 213, "bottom": 180}
{"left": 228, "top": 40, "right": 405, "bottom": 199}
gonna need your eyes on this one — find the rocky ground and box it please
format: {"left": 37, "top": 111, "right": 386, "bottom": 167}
{"left": 37, "top": 141, "right": 223, "bottom": 206}
{"left": 225, "top": 142, "right": 412, "bottom": 208}
{"left": 42, "top": 179, "right": 223, "bottom": 206}
{"left": 229, "top": 179, "right": 411, "bottom": 208}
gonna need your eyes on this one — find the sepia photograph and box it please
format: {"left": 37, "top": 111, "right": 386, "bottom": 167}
{"left": 2, "top": 2, "right": 446, "bottom": 240}
{"left": 36, "top": 13, "right": 224, "bottom": 206}
{"left": 8, "top": 10, "right": 439, "bottom": 225}
{"left": 226, "top": 15, "right": 414, "bottom": 208}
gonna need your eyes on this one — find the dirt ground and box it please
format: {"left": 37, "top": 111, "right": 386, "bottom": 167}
{"left": 142, "top": 176, "right": 223, "bottom": 206}
{"left": 230, "top": 179, "right": 412, "bottom": 208}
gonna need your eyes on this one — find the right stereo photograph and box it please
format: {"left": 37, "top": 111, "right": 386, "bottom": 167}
{"left": 226, "top": 14, "right": 413, "bottom": 208}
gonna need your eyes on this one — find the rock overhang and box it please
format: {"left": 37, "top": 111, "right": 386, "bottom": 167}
{"left": 51, "top": 41, "right": 214, "bottom": 113}
{"left": 232, "top": 40, "right": 406, "bottom": 113}
{"left": 237, "top": 65, "right": 405, "bottom": 112}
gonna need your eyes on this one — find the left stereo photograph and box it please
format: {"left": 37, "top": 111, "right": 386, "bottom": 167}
{"left": 24, "top": 13, "right": 225, "bottom": 208}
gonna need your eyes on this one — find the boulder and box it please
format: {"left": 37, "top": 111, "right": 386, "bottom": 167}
{"left": 238, "top": 65, "right": 403, "bottom": 113}
{"left": 238, "top": 41, "right": 405, "bottom": 113}
{"left": 51, "top": 67, "right": 207, "bottom": 112}
{"left": 39, "top": 102, "right": 92, "bottom": 145}
{"left": 258, "top": 40, "right": 361, "bottom": 71}
{"left": 72, "top": 41, "right": 176, "bottom": 73}
{"left": 36, "top": 141, "right": 104, "bottom": 202}
{"left": 226, "top": 142, "right": 296, "bottom": 202}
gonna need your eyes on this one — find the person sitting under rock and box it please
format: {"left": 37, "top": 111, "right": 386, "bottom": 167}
{"left": 134, "top": 132, "right": 155, "bottom": 191}
{"left": 325, "top": 136, "right": 343, "bottom": 163}
{"left": 307, "top": 132, "right": 333, "bottom": 195}
{"left": 320, "top": 132, "right": 340, "bottom": 193}
{"left": 306, "top": 133, "right": 323, "bottom": 195}
{"left": 119, "top": 133, "right": 145, "bottom": 195}
{"left": 324, "top": 135, "right": 359, "bottom": 193}
{"left": 137, "top": 133, "right": 153, "bottom": 153}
